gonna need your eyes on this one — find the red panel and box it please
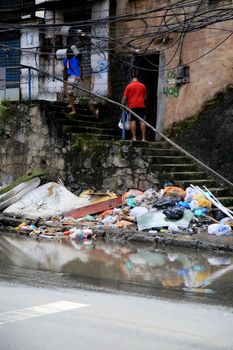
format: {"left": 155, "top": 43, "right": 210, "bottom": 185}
{"left": 65, "top": 196, "right": 123, "bottom": 218}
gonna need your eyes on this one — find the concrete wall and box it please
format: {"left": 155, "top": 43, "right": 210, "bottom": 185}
{"left": 164, "top": 24, "right": 233, "bottom": 127}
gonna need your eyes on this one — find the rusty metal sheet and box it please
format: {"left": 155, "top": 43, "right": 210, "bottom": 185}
{"left": 65, "top": 196, "right": 123, "bottom": 218}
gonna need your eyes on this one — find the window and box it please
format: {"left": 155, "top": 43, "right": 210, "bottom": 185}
{"left": 0, "top": 38, "right": 20, "bottom": 88}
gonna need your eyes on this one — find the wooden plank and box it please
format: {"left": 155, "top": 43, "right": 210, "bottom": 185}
{"left": 65, "top": 196, "right": 123, "bottom": 218}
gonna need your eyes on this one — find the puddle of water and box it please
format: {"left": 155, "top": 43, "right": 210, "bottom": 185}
{"left": 1, "top": 234, "right": 233, "bottom": 306}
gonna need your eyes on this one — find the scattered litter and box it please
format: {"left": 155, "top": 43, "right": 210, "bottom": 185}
{"left": 0, "top": 177, "right": 232, "bottom": 242}
{"left": 168, "top": 224, "right": 181, "bottom": 233}
{"left": 163, "top": 206, "right": 184, "bottom": 220}
{"left": 153, "top": 196, "right": 177, "bottom": 209}
{"left": 3, "top": 182, "right": 90, "bottom": 219}
{"left": 163, "top": 186, "right": 186, "bottom": 199}
{"left": 208, "top": 224, "right": 232, "bottom": 236}
{"left": 102, "top": 216, "right": 117, "bottom": 225}
{"left": 207, "top": 257, "right": 231, "bottom": 266}
{"left": 129, "top": 206, "right": 148, "bottom": 218}
{"left": 137, "top": 209, "right": 194, "bottom": 231}
{"left": 220, "top": 217, "right": 233, "bottom": 226}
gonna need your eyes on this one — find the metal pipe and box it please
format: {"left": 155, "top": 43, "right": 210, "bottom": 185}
{"left": 121, "top": 111, "right": 126, "bottom": 141}
{"left": 28, "top": 67, "right": 31, "bottom": 101}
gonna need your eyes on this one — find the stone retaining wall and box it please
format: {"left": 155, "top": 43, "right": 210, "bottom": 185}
{"left": 0, "top": 102, "right": 159, "bottom": 193}
{"left": 0, "top": 103, "right": 66, "bottom": 186}
{"left": 66, "top": 141, "right": 159, "bottom": 194}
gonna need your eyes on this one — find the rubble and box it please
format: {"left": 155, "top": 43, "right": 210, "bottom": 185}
{"left": 0, "top": 174, "right": 233, "bottom": 252}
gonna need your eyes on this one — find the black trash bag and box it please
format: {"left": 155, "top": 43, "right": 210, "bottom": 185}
{"left": 213, "top": 210, "right": 227, "bottom": 222}
{"left": 163, "top": 206, "right": 184, "bottom": 220}
{"left": 153, "top": 196, "right": 176, "bottom": 209}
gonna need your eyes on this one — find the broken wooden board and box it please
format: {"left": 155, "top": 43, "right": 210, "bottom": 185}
{"left": 65, "top": 196, "right": 123, "bottom": 218}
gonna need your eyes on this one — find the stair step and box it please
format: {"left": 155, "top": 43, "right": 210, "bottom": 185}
{"left": 151, "top": 164, "right": 198, "bottom": 172}
{"left": 130, "top": 141, "right": 170, "bottom": 149}
{"left": 65, "top": 126, "right": 117, "bottom": 135}
{"left": 177, "top": 179, "right": 219, "bottom": 188}
{"left": 143, "top": 149, "right": 185, "bottom": 156}
{"left": 159, "top": 171, "right": 207, "bottom": 181}
{"left": 208, "top": 187, "right": 231, "bottom": 197}
{"left": 214, "top": 197, "right": 233, "bottom": 206}
{"left": 70, "top": 132, "right": 120, "bottom": 141}
{"left": 145, "top": 155, "right": 192, "bottom": 164}
{"left": 212, "top": 206, "right": 233, "bottom": 213}
{"left": 58, "top": 118, "right": 110, "bottom": 128}
{"left": 65, "top": 114, "right": 100, "bottom": 122}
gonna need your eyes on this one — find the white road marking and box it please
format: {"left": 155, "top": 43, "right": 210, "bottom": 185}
{"left": 0, "top": 301, "right": 89, "bottom": 325}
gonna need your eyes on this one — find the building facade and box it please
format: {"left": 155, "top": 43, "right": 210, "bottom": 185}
{"left": 0, "top": 0, "right": 232, "bottom": 132}
{"left": 112, "top": 0, "right": 233, "bottom": 131}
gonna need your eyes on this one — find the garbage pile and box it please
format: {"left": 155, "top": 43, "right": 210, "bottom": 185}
{"left": 0, "top": 176, "right": 233, "bottom": 241}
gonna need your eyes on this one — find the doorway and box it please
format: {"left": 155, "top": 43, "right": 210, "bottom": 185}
{"left": 133, "top": 54, "right": 159, "bottom": 139}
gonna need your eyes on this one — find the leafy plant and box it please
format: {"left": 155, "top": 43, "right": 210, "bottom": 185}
{"left": 70, "top": 133, "right": 103, "bottom": 150}
{"left": 78, "top": 96, "right": 89, "bottom": 109}
{"left": 0, "top": 102, "right": 9, "bottom": 124}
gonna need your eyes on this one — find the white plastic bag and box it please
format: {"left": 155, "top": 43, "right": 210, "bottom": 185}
{"left": 102, "top": 216, "right": 117, "bottom": 224}
{"left": 190, "top": 199, "right": 199, "bottom": 210}
{"left": 185, "top": 186, "right": 199, "bottom": 203}
{"left": 130, "top": 206, "right": 148, "bottom": 218}
{"left": 208, "top": 224, "right": 232, "bottom": 236}
{"left": 118, "top": 111, "right": 131, "bottom": 130}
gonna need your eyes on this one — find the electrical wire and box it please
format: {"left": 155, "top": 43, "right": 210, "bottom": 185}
{"left": 0, "top": 0, "right": 232, "bottom": 75}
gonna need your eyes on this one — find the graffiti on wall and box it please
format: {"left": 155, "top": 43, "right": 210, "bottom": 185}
{"left": 91, "top": 58, "right": 108, "bottom": 95}
{"left": 163, "top": 70, "right": 180, "bottom": 97}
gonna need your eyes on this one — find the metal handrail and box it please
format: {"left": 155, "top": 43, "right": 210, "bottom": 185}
{"left": 20, "top": 64, "right": 233, "bottom": 189}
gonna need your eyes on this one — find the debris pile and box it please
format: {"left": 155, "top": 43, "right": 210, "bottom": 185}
{"left": 0, "top": 175, "right": 233, "bottom": 241}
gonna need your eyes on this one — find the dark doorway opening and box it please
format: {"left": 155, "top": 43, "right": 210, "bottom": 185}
{"left": 133, "top": 54, "right": 159, "bottom": 139}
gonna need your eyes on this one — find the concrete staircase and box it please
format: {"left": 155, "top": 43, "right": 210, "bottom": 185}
{"left": 131, "top": 140, "right": 233, "bottom": 210}
{"left": 48, "top": 102, "right": 121, "bottom": 142}
{"left": 49, "top": 102, "right": 233, "bottom": 211}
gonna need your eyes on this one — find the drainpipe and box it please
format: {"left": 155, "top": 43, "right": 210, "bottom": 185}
{"left": 156, "top": 51, "right": 165, "bottom": 139}
{"left": 51, "top": 10, "right": 56, "bottom": 81}
{"left": 28, "top": 67, "right": 31, "bottom": 100}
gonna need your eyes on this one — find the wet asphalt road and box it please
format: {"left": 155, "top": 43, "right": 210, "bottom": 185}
{"left": 0, "top": 269, "right": 233, "bottom": 350}
{"left": 1, "top": 234, "right": 233, "bottom": 349}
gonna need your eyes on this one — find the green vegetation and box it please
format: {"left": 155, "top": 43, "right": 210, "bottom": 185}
{"left": 0, "top": 102, "right": 9, "bottom": 123}
{"left": 0, "top": 168, "right": 49, "bottom": 195}
{"left": 0, "top": 102, "right": 10, "bottom": 136}
{"left": 78, "top": 96, "right": 90, "bottom": 109}
{"left": 70, "top": 133, "right": 104, "bottom": 150}
{"left": 0, "top": 101, "right": 33, "bottom": 136}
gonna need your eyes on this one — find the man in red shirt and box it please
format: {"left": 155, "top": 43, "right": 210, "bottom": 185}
{"left": 121, "top": 76, "right": 147, "bottom": 141}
